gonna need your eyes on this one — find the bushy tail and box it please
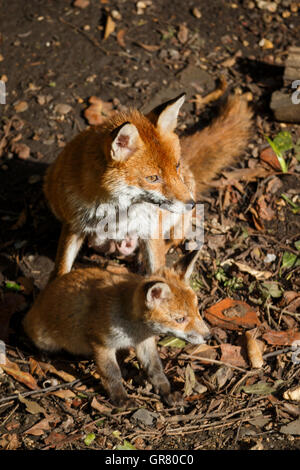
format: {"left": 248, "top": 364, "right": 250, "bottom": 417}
{"left": 181, "top": 95, "right": 253, "bottom": 196}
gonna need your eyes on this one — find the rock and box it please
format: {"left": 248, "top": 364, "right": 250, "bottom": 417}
{"left": 280, "top": 419, "right": 300, "bottom": 435}
{"left": 54, "top": 103, "right": 72, "bottom": 115}
{"left": 131, "top": 408, "right": 157, "bottom": 426}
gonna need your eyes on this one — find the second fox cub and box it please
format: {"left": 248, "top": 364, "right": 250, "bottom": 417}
{"left": 44, "top": 93, "right": 252, "bottom": 277}
{"left": 23, "top": 250, "right": 210, "bottom": 407}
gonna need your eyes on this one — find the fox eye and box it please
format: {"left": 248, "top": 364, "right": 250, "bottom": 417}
{"left": 175, "top": 316, "right": 186, "bottom": 324}
{"left": 146, "top": 175, "right": 159, "bottom": 183}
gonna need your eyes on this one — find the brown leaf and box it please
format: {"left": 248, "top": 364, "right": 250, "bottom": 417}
{"left": 91, "top": 396, "right": 112, "bottom": 414}
{"left": 18, "top": 394, "right": 46, "bottom": 415}
{"left": 39, "top": 362, "right": 76, "bottom": 382}
{"left": 116, "top": 29, "right": 126, "bottom": 48}
{"left": 245, "top": 330, "right": 264, "bottom": 369}
{"left": 51, "top": 389, "right": 76, "bottom": 399}
{"left": 0, "top": 433, "right": 21, "bottom": 450}
{"left": 0, "top": 359, "right": 39, "bottom": 390}
{"left": 178, "top": 23, "right": 188, "bottom": 44}
{"left": 260, "top": 147, "right": 282, "bottom": 171}
{"left": 29, "top": 357, "right": 46, "bottom": 379}
{"left": 220, "top": 343, "right": 248, "bottom": 368}
{"left": 136, "top": 42, "right": 160, "bottom": 52}
{"left": 204, "top": 298, "right": 261, "bottom": 331}
{"left": 256, "top": 195, "right": 275, "bottom": 221}
{"left": 262, "top": 329, "right": 300, "bottom": 346}
{"left": 73, "top": 0, "right": 90, "bottom": 8}
{"left": 103, "top": 15, "right": 115, "bottom": 40}
{"left": 44, "top": 431, "right": 66, "bottom": 447}
{"left": 13, "top": 100, "right": 28, "bottom": 113}
{"left": 24, "top": 417, "right": 52, "bottom": 436}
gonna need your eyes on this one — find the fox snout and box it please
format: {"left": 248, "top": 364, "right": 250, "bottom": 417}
{"left": 186, "top": 318, "right": 211, "bottom": 345}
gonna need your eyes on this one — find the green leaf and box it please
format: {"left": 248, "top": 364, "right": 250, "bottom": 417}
{"left": 294, "top": 138, "right": 300, "bottom": 162}
{"left": 282, "top": 251, "right": 297, "bottom": 270}
{"left": 116, "top": 440, "right": 137, "bottom": 450}
{"left": 261, "top": 281, "right": 282, "bottom": 298}
{"left": 265, "top": 135, "right": 289, "bottom": 173}
{"left": 158, "top": 336, "right": 186, "bottom": 348}
{"left": 294, "top": 240, "right": 300, "bottom": 252}
{"left": 5, "top": 281, "right": 22, "bottom": 291}
{"left": 241, "top": 380, "right": 284, "bottom": 395}
{"left": 273, "top": 131, "right": 293, "bottom": 154}
{"left": 281, "top": 194, "right": 300, "bottom": 213}
{"left": 84, "top": 433, "right": 95, "bottom": 446}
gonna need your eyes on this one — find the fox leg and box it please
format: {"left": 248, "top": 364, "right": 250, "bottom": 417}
{"left": 136, "top": 337, "right": 172, "bottom": 404}
{"left": 92, "top": 344, "right": 131, "bottom": 407}
{"left": 140, "top": 238, "right": 169, "bottom": 273}
{"left": 52, "top": 223, "right": 85, "bottom": 278}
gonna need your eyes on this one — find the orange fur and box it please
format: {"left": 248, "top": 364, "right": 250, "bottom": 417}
{"left": 23, "top": 251, "right": 210, "bottom": 407}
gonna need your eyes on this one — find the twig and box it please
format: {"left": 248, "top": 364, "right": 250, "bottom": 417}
{"left": 59, "top": 17, "right": 112, "bottom": 56}
{"left": 180, "top": 353, "right": 248, "bottom": 373}
{"left": 0, "top": 378, "right": 86, "bottom": 404}
{"left": 263, "top": 347, "right": 292, "bottom": 359}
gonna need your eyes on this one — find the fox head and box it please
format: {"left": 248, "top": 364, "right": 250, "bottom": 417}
{"left": 102, "top": 94, "right": 195, "bottom": 213}
{"left": 135, "top": 250, "right": 211, "bottom": 344}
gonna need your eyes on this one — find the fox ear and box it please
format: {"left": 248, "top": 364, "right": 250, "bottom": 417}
{"left": 111, "top": 122, "right": 140, "bottom": 161}
{"left": 147, "top": 93, "right": 185, "bottom": 134}
{"left": 145, "top": 282, "right": 171, "bottom": 309}
{"left": 173, "top": 250, "right": 200, "bottom": 284}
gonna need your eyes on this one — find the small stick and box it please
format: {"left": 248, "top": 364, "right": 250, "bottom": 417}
{"left": 180, "top": 353, "right": 248, "bottom": 373}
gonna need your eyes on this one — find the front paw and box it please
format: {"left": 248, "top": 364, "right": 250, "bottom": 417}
{"left": 112, "top": 394, "right": 136, "bottom": 409}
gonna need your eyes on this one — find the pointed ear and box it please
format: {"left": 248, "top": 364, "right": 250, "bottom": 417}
{"left": 173, "top": 250, "right": 200, "bottom": 284}
{"left": 146, "top": 93, "right": 185, "bottom": 134}
{"left": 111, "top": 122, "right": 140, "bottom": 162}
{"left": 145, "top": 282, "right": 171, "bottom": 309}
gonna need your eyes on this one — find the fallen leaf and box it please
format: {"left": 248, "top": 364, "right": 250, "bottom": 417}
{"left": 91, "top": 397, "right": 112, "bottom": 414}
{"left": 220, "top": 343, "right": 248, "bottom": 368}
{"left": 0, "top": 433, "right": 21, "bottom": 450}
{"left": 136, "top": 42, "right": 160, "bottom": 52}
{"left": 29, "top": 357, "right": 46, "bottom": 379}
{"left": 73, "top": 0, "right": 90, "bottom": 7}
{"left": 204, "top": 298, "right": 261, "bottom": 331}
{"left": 116, "top": 29, "right": 126, "bottom": 48}
{"left": 222, "top": 258, "right": 273, "bottom": 280}
{"left": 178, "top": 23, "right": 188, "bottom": 44}
{"left": 39, "top": 362, "right": 76, "bottom": 382}
{"left": 282, "top": 251, "right": 298, "bottom": 270}
{"left": 184, "top": 364, "right": 196, "bottom": 397}
{"left": 51, "top": 389, "right": 76, "bottom": 399}
{"left": 261, "top": 281, "right": 283, "bottom": 298}
{"left": 210, "top": 365, "right": 233, "bottom": 390}
{"left": 13, "top": 100, "right": 28, "bottom": 113}
{"left": 280, "top": 419, "right": 300, "bottom": 436}
{"left": 1, "top": 359, "right": 39, "bottom": 390}
{"left": 18, "top": 394, "right": 46, "bottom": 415}
{"left": 262, "top": 329, "right": 300, "bottom": 346}
{"left": 24, "top": 417, "right": 52, "bottom": 436}
{"left": 84, "top": 433, "right": 96, "bottom": 446}
{"left": 116, "top": 440, "right": 137, "bottom": 450}
{"left": 283, "top": 386, "right": 300, "bottom": 402}
{"left": 260, "top": 146, "right": 282, "bottom": 170}
{"left": 158, "top": 336, "right": 186, "bottom": 348}
{"left": 44, "top": 431, "right": 66, "bottom": 447}
{"left": 241, "top": 380, "right": 283, "bottom": 395}
{"left": 103, "top": 15, "right": 115, "bottom": 40}
{"left": 245, "top": 330, "right": 264, "bottom": 369}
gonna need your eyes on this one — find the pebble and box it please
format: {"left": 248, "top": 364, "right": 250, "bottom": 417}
{"left": 264, "top": 253, "right": 276, "bottom": 264}
{"left": 54, "top": 103, "right": 72, "bottom": 115}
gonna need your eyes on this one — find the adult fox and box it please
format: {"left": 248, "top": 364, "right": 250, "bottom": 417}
{"left": 44, "top": 93, "right": 252, "bottom": 276}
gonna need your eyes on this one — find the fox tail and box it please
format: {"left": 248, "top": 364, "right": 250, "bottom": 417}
{"left": 181, "top": 95, "right": 253, "bottom": 196}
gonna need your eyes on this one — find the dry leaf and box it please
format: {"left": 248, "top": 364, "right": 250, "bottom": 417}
{"left": 178, "top": 24, "right": 188, "bottom": 44}
{"left": 24, "top": 417, "right": 52, "bottom": 436}
{"left": 51, "top": 389, "right": 76, "bottom": 399}
{"left": 204, "top": 298, "right": 261, "bottom": 331}
{"left": 11, "top": 142, "right": 30, "bottom": 160}
{"left": 39, "top": 362, "right": 76, "bottom": 382}
{"left": 103, "top": 15, "right": 115, "bottom": 40}
{"left": 262, "top": 329, "right": 300, "bottom": 346}
{"left": 73, "top": 0, "right": 90, "bottom": 8}
{"left": 136, "top": 42, "right": 160, "bottom": 52}
{"left": 29, "top": 357, "right": 46, "bottom": 379}
{"left": 245, "top": 330, "right": 264, "bottom": 369}
{"left": 14, "top": 101, "right": 28, "bottom": 113}
{"left": 283, "top": 386, "right": 300, "bottom": 402}
{"left": 256, "top": 195, "right": 275, "bottom": 221}
{"left": 260, "top": 147, "right": 282, "bottom": 170}
{"left": 1, "top": 359, "right": 39, "bottom": 390}
{"left": 91, "top": 396, "right": 112, "bottom": 414}
{"left": 184, "top": 364, "right": 196, "bottom": 397}
{"left": 0, "top": 433, "right": 21, "bottom": 450}
{"left": 222, "top": 258, "right": 273, "bottom": 280}
{"left": 220, "top": 343, "right": 248, "bottom": 368}
{"left": 18, "top": 394, "right": 46, "bottom": 415}
{"left": 116, "top": 29, "right": 126, "bottom": 48}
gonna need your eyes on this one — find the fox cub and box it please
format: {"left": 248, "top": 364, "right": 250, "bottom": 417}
{"left": 44, "top": 93, "right": 252, "bottom": 277}
{"left": 23, "top": 250, "right": 210, "bottom": 407}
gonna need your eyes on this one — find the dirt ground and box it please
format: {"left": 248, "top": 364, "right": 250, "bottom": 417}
{"left": 0, "top": 0, "right": 300, "bottom": 451}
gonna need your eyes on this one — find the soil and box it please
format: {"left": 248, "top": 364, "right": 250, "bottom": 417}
{"left": 0, "top": 0, "right": 300, "bottom": 452}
